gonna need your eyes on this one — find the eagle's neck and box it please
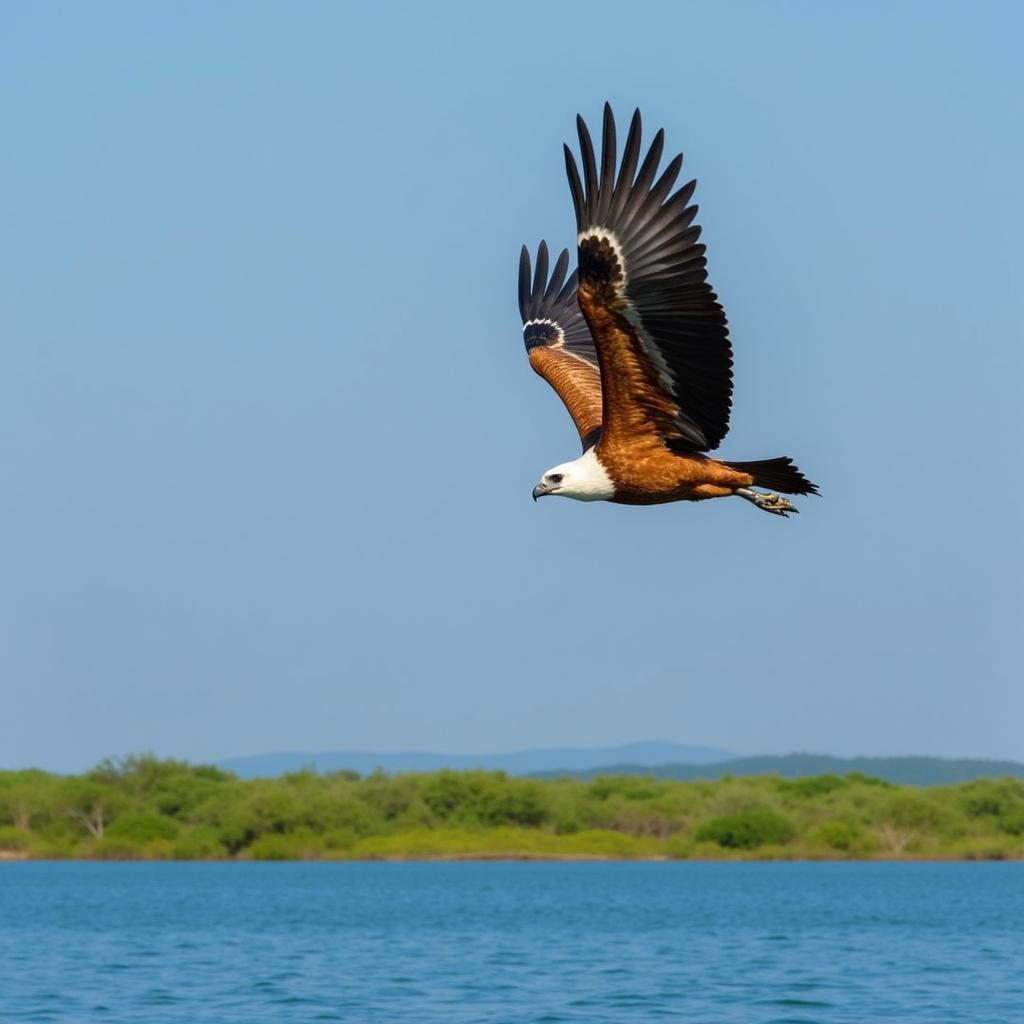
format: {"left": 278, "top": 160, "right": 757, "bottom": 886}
{"left": 561, "top": 448, "right": 615, "bottom": 502}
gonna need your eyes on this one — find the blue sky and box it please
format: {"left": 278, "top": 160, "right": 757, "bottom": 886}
{"left": 3, "top": 2, "right": 1022, "bottom": 773}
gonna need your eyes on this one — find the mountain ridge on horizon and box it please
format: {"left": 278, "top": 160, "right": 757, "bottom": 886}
{"left": 214, "top": 744, "right": 1024, "bottom": 786}
{"left": 216, "top": 741, "right": 733, "bottom": 778}
{"left": 532, "top": 752, "right": 1024, "bottom": 787}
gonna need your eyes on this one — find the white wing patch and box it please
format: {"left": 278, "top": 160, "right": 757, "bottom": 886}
{"left": 577, "top": 227, "right": 628, "bottom": 289}
{"left": 523, "top": 317, "right": 565, "bottom": 347}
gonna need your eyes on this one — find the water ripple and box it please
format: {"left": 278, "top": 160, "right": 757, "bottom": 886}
{"left": 1, "top": 862, "right": 1022, "bottom": 1023}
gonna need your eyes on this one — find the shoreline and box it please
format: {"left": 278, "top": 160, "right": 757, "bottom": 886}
{"left": 3, "top": 852, "right": 1022, "bottom": 864}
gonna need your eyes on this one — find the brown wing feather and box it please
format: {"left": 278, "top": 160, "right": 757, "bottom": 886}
{"left": 575, "top": 283, "right": 677, "bottom": 449}
{"left": 518, "top": 242, "right": 603, "bottom": 450}
{"left": 565, "top": 105, "right": 734, "bottom": 452}
{"left": 527, "top": 345, "right": 603, "bottom": 450}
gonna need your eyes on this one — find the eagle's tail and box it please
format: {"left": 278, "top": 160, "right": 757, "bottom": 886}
{"left": 724, "top": 457, "right": 819, "bottom": 496}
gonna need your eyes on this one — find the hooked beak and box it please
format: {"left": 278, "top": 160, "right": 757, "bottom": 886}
{"left": 532, "top": 481, "right": 552, "bottom": 502}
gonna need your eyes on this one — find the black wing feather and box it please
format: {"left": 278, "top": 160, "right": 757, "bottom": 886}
{"left": 542, "top": 248, "right": 570, "bottom": 305}
{"left": 608, "top": 109, "right": 642, "bottom": 226}
{"left": 576, "top": 115, "right": 599, "bottom": 212}
{"left": 566, "top": 104, "right": 734, "bottom": 451}
{"left": 518, "top": 241, "right": 597, "bottom": 364}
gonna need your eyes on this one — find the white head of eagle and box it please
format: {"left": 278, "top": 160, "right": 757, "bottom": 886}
{"left": 532, "top": 448, "right": 615, "bottom": 503}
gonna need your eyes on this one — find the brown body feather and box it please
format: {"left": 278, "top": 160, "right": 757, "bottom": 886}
{"left": 577, "top": 282, "right": 753, "bottom": 503}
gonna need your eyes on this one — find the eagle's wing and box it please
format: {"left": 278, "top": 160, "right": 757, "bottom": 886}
{"left": 518, "top": 241, "right": 603, "bottom": 451}
{"left": 565, "top": 105, "right": 733, "bottom": 452}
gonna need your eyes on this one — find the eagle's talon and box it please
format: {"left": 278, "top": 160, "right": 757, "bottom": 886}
{"left": 738, "top": 489, "right": 798, "bottom": 517}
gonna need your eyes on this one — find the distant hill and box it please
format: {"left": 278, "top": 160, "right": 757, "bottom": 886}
{"left": 216, "top": 741, "right": 734, "bottom": 779}
{"left": 534, "top": 753, "right": 1024, "bottom": 786}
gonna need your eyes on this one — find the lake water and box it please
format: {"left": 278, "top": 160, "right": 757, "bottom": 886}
{"left": 1, "top": 861, "right": 1021, "bottom": 1023}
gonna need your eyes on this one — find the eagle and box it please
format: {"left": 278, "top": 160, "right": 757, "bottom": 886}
{"left": 519, "top": 105, "right": 818, "bottom": 516}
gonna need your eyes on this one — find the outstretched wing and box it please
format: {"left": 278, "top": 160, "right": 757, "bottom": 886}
{"left": 518, "top": 241, "right": 603, "bottom": 451}
{"left": 565, "top": 104, "right": 733, "bottom": 452}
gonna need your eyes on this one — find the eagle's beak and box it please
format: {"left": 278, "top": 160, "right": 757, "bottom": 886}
{"left": 532, "top": 482, "right": 550, "bottom": 501}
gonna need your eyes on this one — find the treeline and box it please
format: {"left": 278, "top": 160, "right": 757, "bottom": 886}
{"left": 1, "top": 756, "right": 1023, "bottom": 860}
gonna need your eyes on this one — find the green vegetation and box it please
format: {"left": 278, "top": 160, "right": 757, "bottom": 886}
{"left": 1, "top": 757, "right": 1023, "bottom": 861}
{"left": 695, "top": 809, "right": 797, "bottom": 849}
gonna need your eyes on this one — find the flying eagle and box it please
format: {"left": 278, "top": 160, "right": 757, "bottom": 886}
{"left": 519, "top": 105, "right": 817, "bottom": 516}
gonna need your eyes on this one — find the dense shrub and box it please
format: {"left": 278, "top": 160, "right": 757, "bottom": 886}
{"left": 246, "top": 829, "right": 324, "bottom": 861}
{"left": 957, "top": 780, "right": 1024, "bottom": 830}
{"left": 106, "top": 813, "right": 179, "bottom": 843}
{"left": 587, "top": 777, "right": 663, "bottom": 802}
{"left": 846, "top": 773, "right": 890, "bottom": 787}
{"left": 877, "top": 792, "right": 958, "bottom": 833}
{"left": 810, "top": 820, "right": 860, "bottom": 851}
{"left": 780, "top": 774, "right": 848, "bottom": 798}
{"left": 91, "top": 837, "right": 147, "bottom": 860}
{"left": 999, "top": 809, "right": 1024, "bottom": 836}
{"left": 695, "top": 810, "right": 797, "bottom": 849}
{"left": 171, "top": 827, "right": 226, "bottom": 860}
{"left": 0, "top": 826, "right": 29, "bottom": 852}
{"left": 706, "top": 782, "right": 780, "bottom": 817}
{"left": 323, "top": 827, "right": 360, "bottom": 851}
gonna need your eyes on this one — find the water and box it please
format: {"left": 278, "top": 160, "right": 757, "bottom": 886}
{"left": 1, "top": 861, "right": 1021, "bottom": 1023}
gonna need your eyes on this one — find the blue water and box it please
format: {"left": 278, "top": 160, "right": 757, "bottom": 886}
{"left": 1, "top": 862, "right": 1022, "bottom": 1023}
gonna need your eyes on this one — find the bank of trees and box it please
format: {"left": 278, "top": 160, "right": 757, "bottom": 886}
{"left": 1, "top": 756, "right": 1023, "bottom": 860}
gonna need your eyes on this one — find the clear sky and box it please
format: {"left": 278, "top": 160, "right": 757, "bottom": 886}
{"left": 4, "top": 2, "right": 1022, "bottom": 773}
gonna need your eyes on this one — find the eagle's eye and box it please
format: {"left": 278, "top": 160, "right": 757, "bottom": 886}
{"left": 549, "top": 474, "right": 563, "bottom": 484}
